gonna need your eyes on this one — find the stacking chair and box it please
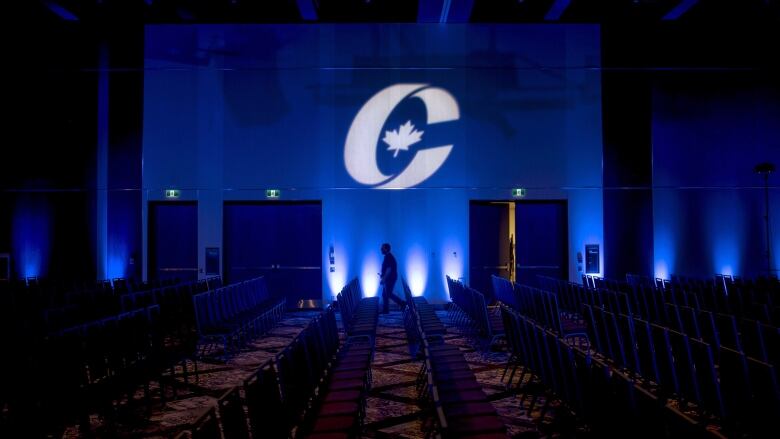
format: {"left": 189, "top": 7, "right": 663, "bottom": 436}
{"left": 718, "top": 346, "right": 751, "bottom": 433}
{"left": 615, "top": 313, "right": 642, "bottom": 376}
{"left": 697, "top": 310, "right": 721, "bottom": 356}
{"left": 649, "top": 324, "right": 679, "bottom": 397}
{"left": 216, "top": 387, "right": 249, "bottom": 439}
{"left": 243, "top": 361, "right": 288, "bottom": 439}
{"left": 473, "top": 288, "right": 504, "bottom": 349}
{"left": 632, "top": 317, "right": 661, "bottom": 385}
{"left": 687, "top": 337, "right": 724, "bottom": 418}
{"left": 714, "top": 313, "right": 742, "bottom": 352}
{"left": 745, "top": 357, "right": 780, "bottom": 436}
{"left": 666, "top": 329, "right": 699, "bottom": 405}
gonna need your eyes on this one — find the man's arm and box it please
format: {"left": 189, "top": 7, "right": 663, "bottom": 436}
{"left": 380, "top": 267, "right": 391, "bottom": 283}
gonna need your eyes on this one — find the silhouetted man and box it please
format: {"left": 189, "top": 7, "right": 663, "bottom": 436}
{"left": 380, "top": 243, "right": 406, "bottom": 314}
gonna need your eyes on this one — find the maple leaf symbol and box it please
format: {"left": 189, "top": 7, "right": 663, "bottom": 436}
{"left": 382, "top": 120, "right": 424, "bottom": 158}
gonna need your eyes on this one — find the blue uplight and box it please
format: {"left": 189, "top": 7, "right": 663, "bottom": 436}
{"left": 106, "top": 251, "right": 128, "bottom": 280}
{"left": 654, "top": 260, "right": 670, "bottom": 280}
{"left": 713, "top": 239, "right": 740, "bottom": 278}
{"left": 361, "top": 252, "right": 381, "bottom": 298}
{"left": 405, "top": 245, "right": 428, "bottom": 297}
{"left": 654, "top": 224, "right": 676, "bottom": 280}
{"left": 707, "top": 191, "right": 743, "bottom": 277}
{"left": 12, "top": 197, "right": 52, "bottom": 279}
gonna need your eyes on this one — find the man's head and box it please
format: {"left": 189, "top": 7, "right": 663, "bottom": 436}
{"left": 381, "top": 243, "right": 391, "bottom": 255}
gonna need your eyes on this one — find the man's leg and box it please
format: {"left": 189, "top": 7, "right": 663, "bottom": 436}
{"left": 386, "top": 279, "right": 405, "bottom": 310}
{"left": 382, "top": 284, "right": 390, "bottom": 313}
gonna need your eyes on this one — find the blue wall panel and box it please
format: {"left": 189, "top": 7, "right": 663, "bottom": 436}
{"left": 223, "top": 202, "right": 322, "bottom": 304}
{"left": 515, "top": 201, "right": 568, "bottom": 285}
{"left": 148, "top": 203, "right": 198, "bottom": 281}
{"left": 652, "top": 77, "right": 780, "bottom": 278}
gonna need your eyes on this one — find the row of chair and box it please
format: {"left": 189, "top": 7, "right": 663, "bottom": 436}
{"left": 501, "top": 303, "right": 711, "bottom": 437}
{"left": 644, "top": 280, "right": 776, "bottom": 327}
{"left": 500, "top": 303, "right": 592, "bottom": 429}
{"left": 544, "top": 274, "right": 780, "bottom": 368}
{"left": 4, "top": 304, "right": 188, "bottom": 437}
{"left": 542, "top": 274, "right": 780, "bottom": 362}
{"left": 246, "top": 307, "right": 350, "bottom": 439}
{"left": 37, "top": 276, "right": 219, "bottom": 336}
{"left": 0, "top": 275, "right": 220, "bottom": 438}
{"left": 583, "top": 303, "right": 780, "bottom": 436}
{"left": 539, "top": 277, "right": 631, "bottom": 317}
{"left": 402, "top": 281, "right": 445, "bottom": 359}
{"left": 1, "top": 275, "right": 229, "bottom": 437}
{"left": 0, "top": 276, "right": 154, "bottom": 313}
{"left": 493, "top": 276, "right": 587, "bottom": 342}
{"left": 192, "top": 277, "right": 285, "bottom": 357}
{"left": 631, "top": 273, "right": 779, "bottom": 301}
{"left": 300, "top": 336, "right": 374, "bottom": 437}
{"left": 446, "top": 276, "right": 504, "bottom": 349}
{"left": 177, "top": 301, "right": 375, "bottom": 439}
{"left": 274, "top": 287, "right": 377, "bottom": 438}
{"left": 177, "top": 364, "right": 281, "bottom": 439}
{"left": 407, "top": 297, "right": 506, "bottom": 438}
{"left": 718, "top": 274, "right": 778, "bottom": 309}
{"left": 623, "top": 300, "right": 779, "bottom": 367}
{"left": 2, "top": 276, "right": 199, "bottom": 329}
{"left": 122, "top": 277, "right": 221, "bottom": 313}
{"left": 592, "top": 273, "right": 780, "bottom": 326}
{"left": 337, "top": 278, "right": 379, "bottom": 342}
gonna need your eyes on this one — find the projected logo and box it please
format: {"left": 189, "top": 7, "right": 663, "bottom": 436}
{"left": 344, "top": 83, "right": 459, "bottom": 189}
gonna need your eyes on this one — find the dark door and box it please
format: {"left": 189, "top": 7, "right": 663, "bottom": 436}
{"left": 515, "top": 201, "right": 568, "bottom": 286}
{"left": 469, "top": 202, "right": 511, "bottom": 301}
{"left": 148, "top": 202, "right": 198, "bottom": 282}
{"left": 223, "top": 202, "right": 322, "bottom": 307}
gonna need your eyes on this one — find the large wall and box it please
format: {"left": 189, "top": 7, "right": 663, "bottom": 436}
{"left": 142, "top": 24, "right": 604, "bottom": 302}
{"left": 1, "top": 19, "right": 144, "bottom": 284}
{"left": 1, "top": 22, "right": 98, "bottom": 282}
{"left": 652, "top": 73, "right": 780, "bottom": 279}
{"left": 3, "top": 22, "right": 777, "bottom": 291}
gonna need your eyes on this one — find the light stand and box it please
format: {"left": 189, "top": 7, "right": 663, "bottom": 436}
{"left": 754, "top": 162, "right": 776, "bottom": 274}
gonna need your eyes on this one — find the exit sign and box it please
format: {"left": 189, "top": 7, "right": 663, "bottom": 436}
{"left": 511, "top": 188, "right": 526, "bottom": 198}
{"left": 266, "top": 189, "right": 281, "bottom": 199}
{"left": 165, "top": 189, "right": 180, "bottom": 199}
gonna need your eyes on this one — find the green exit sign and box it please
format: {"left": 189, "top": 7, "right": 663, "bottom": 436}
{"left": 512, "top": 188, "right": 527, "bottom": 198}
{"left": 165, "top": 189, "right": 180, "bottom": 199}
{"left": 265, "top": 189, "right": 281, "bottom": 199}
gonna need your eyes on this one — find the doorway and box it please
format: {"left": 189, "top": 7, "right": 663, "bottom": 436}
{"left": 469, "top": 200, "right": 568, "bottom": 298}
{"left": 469, "top": 202, "right": 515, "bottom": 300}
{"left": 223, "top": 201, "right": 322, "bottom": 308}
{"left": 148, "top": 201, "right": 198, "bottom": 282}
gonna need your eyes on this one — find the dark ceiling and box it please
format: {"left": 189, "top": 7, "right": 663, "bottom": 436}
{"left": 21, "top": 0, "right": 780, "bottom": 24}
{"left": 13, "top": 0, "right": 780, "bottom": 71}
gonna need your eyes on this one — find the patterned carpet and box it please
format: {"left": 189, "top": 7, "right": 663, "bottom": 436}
{"left": 61, "top": 308, "right": 582, "bottom": 438}
{"left": 62, "top": 312, "right": 321, "bottom": 438}
{"left": 363, "top": 310, "right": 583, "bottom": 439}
